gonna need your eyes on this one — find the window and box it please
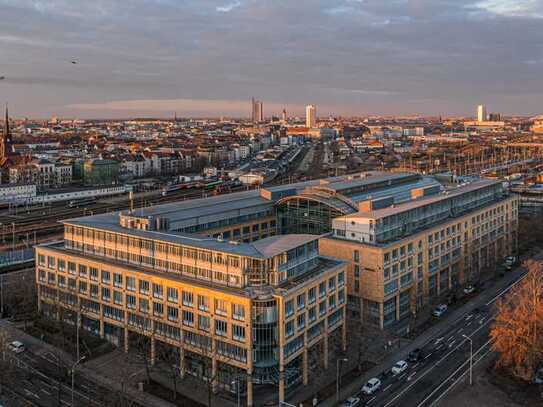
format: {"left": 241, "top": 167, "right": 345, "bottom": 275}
{"left": 329, "top": 295, "right": 336, "bottom": 310}
{"left": 232, "top": 325, "right": 245, "bottom": 342}
{"left": 182, "top": 291, "right": 193, "bottom": 307}
{"left": 68, "top": 261, "right": 76, "bottom": 275}
{"left": 308, "top": 288, "right": 316, "bottom": 304}
{"left": 319, "top": 301, "right": 326, "bottom": 316}
{"left": 297, "top": 313, "right": 305, "bottom": 330}
{"left": 126, "top": 276, "right": 136, "bottom": 291}
{"left": 338, "top": 272, "right": 345, "bottom": 286}
{"left": 79, "top": 281, "right": 87, "bottom": 293}
{"left": 384, "top": 280, "right": 398, "bottom": 295}
{"left": 113, "top": 273, "right": 123, "bottom": 288}
{"left": 139, "top": 298, "right": 149, "bottom": 313}
{"left": 167, "top": 287, "right": 178, "bottom": 303}
{"left": 183, "top": 310, "right": 194, "bottom": 327}
{"left": 167, "top": 306, "right": 178, "bottom": 322}
{"left": 319, "top": 282, "right": 326, "bottom": 298}
{"left": 153, "top": 302, "right": 164, "bottom": 316}
{"left": 79, "top": 264, "right": 87, "bottom": 277}
{"left": 58, "top": 259, "right": 66, "bottom": 272}
{"left": 353, "top": 250, "right": 360, "bottom": 262}
{"left": 308, "top": 306, "right": 316, "bottom": 323}
{"left": 139, "top": 280, "right": 150, "bottom": 295}
{"left": 126, "top": 294, "right": 136, "bottom": 309}
{"left": 101, "top": 287, "right": 111, "bottom": 302}
{"left": 285, "top": 320, "right": 294, "bottom": 338}
{"left": 90, "top": 284, "right": 98, "bottom": 298}
{"left": 113, "top": 291, "right": 123, "bottom": 305}
{"left": 38, "top": 254, "right": 46, "bottom": 266}
{"left": 232, "top": 304, "right": 245, "bottom": 321}
{"left": 215, "top": 299, "right": 228, "bottom": 316}
{"left": 47, "top": 272, "right": 55, "bottom": 284}
{"left": 215, "top": 320, "right": 227, "bottom": 336}
{"left": 153, "top": 283, "right": 163, "bottom": 299}
{"left": 297, "top": 293, "right": 305, "bottom": 310}
{"left": 101, "top": 270, "right": 111, "bottom": 284}
{"left": 198, "top": 314, "right": 210, "bottom": 331}
{"left": 328, "top": 277, "right": 336, "bottom": 291}
{"left": 90, "top": 267, "right": 98, "bottom": 281}
{"left": 48, "top": 256, "right": 55, "bottom": 269}
{"left": 285, "top": 299, "right": 294, "bottom": 317}
{"left": 198, "top": 295, "right": 209, "bottom": 311}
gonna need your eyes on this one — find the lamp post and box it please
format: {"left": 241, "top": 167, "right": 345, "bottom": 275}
{"left": 336, "top": 358, "right": 348, "bottom": 402}
{"left": 71, "top": 356, "right": 86, "bottom": 406}
{"left": 462, "top": 335, "right": 473, "bottom": 386}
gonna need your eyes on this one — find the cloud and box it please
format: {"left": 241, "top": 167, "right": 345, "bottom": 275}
{"left": 469, "top": 0, "right": 543, "bottom": 18}
{"left": 216, "top": 1, "right": 241, "bottom": 13}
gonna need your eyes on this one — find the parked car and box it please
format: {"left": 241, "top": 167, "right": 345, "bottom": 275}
{"left": 391, "top": 360, "right": 408, "bottom": 375}
{"left": 341, "top": 396, "right": 361, "bottom": 407}
{"left": 408, "top": 348, "right": 425, "bottom": 362}
{"left": 534, "top": 367, "right": 543, "bottom": 384}
{"left": 504, "top": 256, "right": 517, "bottom": 271}
{"left": 361, "top": 378, "right": 381, "bottom": 395}
{"left": 8, "top": 341, "right": 25, "bottom": 354}
{"left": 432, "top": 304, "right": 448, "bottom": 317}
{"left": 463, "top": 285, "right": 475, "bottom": 295}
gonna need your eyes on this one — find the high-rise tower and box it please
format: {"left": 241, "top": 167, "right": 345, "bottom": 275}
{"left": 477, "top": 105, "right": 487, "bottom": 123}
{"left": 306, "top": 104, "right": 316, "bottom": 128}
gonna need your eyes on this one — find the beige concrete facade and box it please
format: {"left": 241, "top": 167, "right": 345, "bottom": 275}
{"left": 36, "top": 223, "right": 346, "bottom": 406}
{"left": 320, "top": 194, "right": 519, "bottom": 329}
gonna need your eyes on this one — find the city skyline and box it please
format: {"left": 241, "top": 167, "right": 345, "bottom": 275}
{"left": 1, "top": 0, "right": 543, "bottom": 118}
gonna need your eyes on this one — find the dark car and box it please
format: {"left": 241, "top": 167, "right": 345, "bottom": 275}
{"left": 407, "top": 348, "right": 425, "bottom": 362}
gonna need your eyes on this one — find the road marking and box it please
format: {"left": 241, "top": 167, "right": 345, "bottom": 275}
{"left": 457, "top": 328, "right": 463, "bottom": 333}
{"left": 398, "top": 373, "right": 407, "bottom": 380}
{"left": 41, "top": 389, "right": 52, "bottom": 396}
{"left": 425, "top": 353, "right": 432, "bottom": 359}
{"left": 382, "top": 319, "right": 492, "bottom": 407}
{"left": 479, "top": 317, "right": 486, "bottom": 324}
{"left": 413, "top": 363, "right": 419, "bottom": 369}
{"left": 447, "top": 336, "right": 455, "bottom": 342}
{"left": 465, "top": 314, "right": 473, "bottom": 321}
{"left": 384, "top": 384, "right": 392, "bottom": 391}
{"left": 367, "top": 396, "right": 376, "bottom": 404}
{"left": 434, "top": 337, "right": 444, "bottom": 345}
{"left": 427, "top": 347, "right": 493, "bottom": 407}
{"left": 486, "top": 271, "right": 529, "bottom": 306}
{"left": 436, "top": 344, "right": 444, "bottom": 350}
{"left": 467, "top": 321, "right": 472, "bottom": 326}
{"left": 448, "top": 340, "right": 456, "bottom": 348}
{"left": 407, "top": 371, "right": 417, "bottom": 381}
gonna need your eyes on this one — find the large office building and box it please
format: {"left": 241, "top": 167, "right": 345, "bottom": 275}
{"left": 477, "top": 104, "right": 487, "bottom": 122}
{"left": 251, "top": 98, "right": 263, "bottom": 123}
{"left": 35, "top": 171, "right": 518, "bottom": 403}
{"left": 320, "top": 179, "right": 518, "bottom": 329}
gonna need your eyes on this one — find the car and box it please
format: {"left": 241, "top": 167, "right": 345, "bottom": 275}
{"left": 391, "top": 360, "right": 408, "bottom": 375}
{"left": 408, "top": 348, "right": 425, "bottom": 362}
{"left": 361, "top": 378, "right": 381, "bottom": 395}
{"left": 463, "top": 285, "right": 475, "bottom": 295}
{"left": 341, "top": 397, "right": 361, "bottom": 407}
{"left": 8, "top": 341, "right": 25, "bottom": 354}
{"left": 534, "top": 367, "right": 543, "bottom": 384}
{"left": 432, "top": 304, "right": 448, "bottom": 317}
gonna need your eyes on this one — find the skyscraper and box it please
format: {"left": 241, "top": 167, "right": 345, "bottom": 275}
{"left": 251, "top": 98, "right": 263, "bottom": 123}
{"left": 281, "top": 108, "right": 287, "bottom": 123}
{"left": 477, "top": 105, "right": 487, "bottom": 122}
{"left": 306, "top": 104, "right": 316, "bottom": 128}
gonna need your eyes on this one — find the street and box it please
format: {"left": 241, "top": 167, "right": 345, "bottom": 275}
{"left": 336, "top": 267, "right": 529, "bottom": 407}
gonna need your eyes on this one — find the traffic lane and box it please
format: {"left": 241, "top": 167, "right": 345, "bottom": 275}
{"left": 355, "top": 314, "right": 493, "bottom": 407}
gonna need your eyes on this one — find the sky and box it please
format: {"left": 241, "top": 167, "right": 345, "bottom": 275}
{"left": 0, "top": 0, "right": 543, "bottom": 119}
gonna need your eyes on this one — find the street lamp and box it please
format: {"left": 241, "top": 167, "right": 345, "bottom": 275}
{"left": 462, "top": 334, "right": 473, "bottom": 386}
{"left": 71, "top": 355, "right": 86, "bottom": 406}
{"left": 336, "top": 358, "right": 348, "bottom": 402}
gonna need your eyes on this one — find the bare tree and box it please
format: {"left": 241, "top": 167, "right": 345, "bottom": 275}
{"left": 490, "top": 260, "right": 543, "bottom": 381}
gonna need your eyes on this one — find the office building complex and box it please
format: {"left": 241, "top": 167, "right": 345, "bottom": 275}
{"left": 35, "top": 172, "right": 518, "bottom": 403}
{"left": 305, "top": 105, "right": 316, "bottom": 128}
{"left": 35, "top": 180, "right": 348, "bottom": 405}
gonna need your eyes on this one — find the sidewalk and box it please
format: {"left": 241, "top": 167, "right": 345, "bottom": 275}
{"left": 0, "top": 320, "right": 176, "bottom": 407}
{"left": 289, "top": 265, "right": 528, "bottom": 407}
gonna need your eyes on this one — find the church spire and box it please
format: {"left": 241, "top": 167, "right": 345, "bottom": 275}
{"left": 1, "top": 104, "right": 11, "bottom": 161}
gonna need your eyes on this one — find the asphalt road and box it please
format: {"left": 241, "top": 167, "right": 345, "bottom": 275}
{"left": 340, "top": 268, "right": 529, "bottom": 407}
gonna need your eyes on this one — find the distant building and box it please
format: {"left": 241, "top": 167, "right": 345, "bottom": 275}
{"left": 488, "top": 112, "right": 501, "bottom": 121}
{"left": 83, "top": 159, "right": 119, "bottom": 186}
{"left": 306, "top": 104, "right": 316, "bottom": 128}
{"left": 477, "top": 104, "right": 487, "bottom": 122}
{"left": 281, "top": 108, "right": 287, "bottom": 123}
{"left": 251, "top": 98, "right": 263, "bottom": 123}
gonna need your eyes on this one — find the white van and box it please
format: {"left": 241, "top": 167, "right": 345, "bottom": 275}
{"left": 8, "top": 341, "right": 25, "bottom": 354}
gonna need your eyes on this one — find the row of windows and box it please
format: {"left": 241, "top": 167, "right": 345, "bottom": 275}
{"left": 284, "top": 273, "right": 345, "bottom": 317}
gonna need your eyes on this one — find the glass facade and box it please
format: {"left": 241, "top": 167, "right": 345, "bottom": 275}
{"left": 276, "top": 197, "right": 346, "bottom": 235}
